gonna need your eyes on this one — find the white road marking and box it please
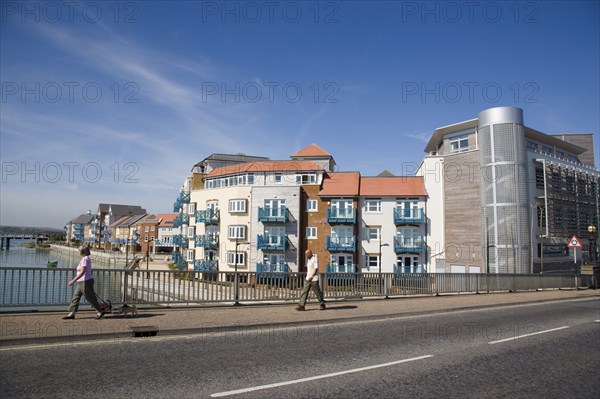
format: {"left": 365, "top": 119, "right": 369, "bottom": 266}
{"left": 488, "top": 326, "right": 570, "bottom": 344}
{"left": 210, "top": 355, "right": 433, "bottom": 397}
{"left": 594, "top": 320, "right": 600, "bottom": 323}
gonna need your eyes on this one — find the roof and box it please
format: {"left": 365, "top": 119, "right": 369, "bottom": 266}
{"left": 98, "top": 203, "right": 146, "bottom": 216}
{"left": 423, "top": 118, "right": 478, "bottom": 153}
{"left": 377, "top": 170, "right": 396, "bottom": 177}
{"left": 206, "top": 160, "right": 323, "bottom": 178}
{"left": 193, "top": 153, "right": 270, "bottom": 168}
{"left": 120, "top": 214, "right": 148, "bottom": 227}
{"left": 157, "top": 213, "right": 177, "bottom": 227}
{"left": 290, "top": 144, "right": 331, "bottom": 158}
{"left": 526, "top": 129, "right": 587, "bottom": 155}
{"left": 68, "top": 214, "right": 95, "bottom": 225}
{"left": 319, "top": 172, "right": 361, "bottom": 196}
{"left": 360, "top": 177, "right": 427, "bottom": 197}
{"left": 109, "top": 215, "right": 131, "bottom": 228}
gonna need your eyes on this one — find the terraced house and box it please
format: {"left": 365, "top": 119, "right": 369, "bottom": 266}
{"left": 172, "top": 144, "right": 430, "bottom": 276}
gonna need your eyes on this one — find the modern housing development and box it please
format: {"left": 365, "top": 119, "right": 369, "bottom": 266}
{"left": 171, "top": 107, "right": 599, "bottom": 276}
{"left": 65, "top": 106, "right": 598, "bottom": 275}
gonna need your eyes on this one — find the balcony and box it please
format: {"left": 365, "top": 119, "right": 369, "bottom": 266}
{"left": 326, "top": 208, "right": 356, "bottom": 223}
{"left": 258, "top": 206, "right": 288, "bottom": 223}
{"left": 173, "top": 192, "right": 190, "bottom": 211}
{"left": 173, "top": 213, "right": 189, "bottom": 228}
{"left": 194, "top": 233, "right": 219, "bottom": 249}
{"left": 196, "top": 209, "right": 220, "bottom": 224}
{"left": 394, "top": 237, "right": 425, "bottom": 253}
{"left": 394, "top": 208, "right": 425, "bottom": 225}
{"left": 194, "top": 259, "right": 218, "bottom": 272}
{"left": 326, "top": 236, "right": 356, "bottom": 252}
{"left": 256, "top": 235, "right": 287, "bottom": 251}
{"left": 393, "top": 265, "right": 425, "bottom": 274}
{"left": 172, "top": 234, "right": 185, "bottom": 247}
{"left": 172, "top": 251, "right": 187, "bottom": 269}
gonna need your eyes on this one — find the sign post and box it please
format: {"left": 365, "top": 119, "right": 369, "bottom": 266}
{"left": 567, "top": 235, "right": 583, "bottom": 276}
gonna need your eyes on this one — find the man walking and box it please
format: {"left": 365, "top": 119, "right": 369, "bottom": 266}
{"left": 296, "top": 249, "right": 326, "bottom": 311}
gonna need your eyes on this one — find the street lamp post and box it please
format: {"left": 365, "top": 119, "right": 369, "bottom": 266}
{"left": 234, "top": 237, "right": 249, "bottom": 306}
{"left": 379, "top": 241, "right": 389, "bottom": 295}
{"left": 588, "top": 225, "right": 597, "bottom": 264}
{"left": 146, "top": 237, "right": 154, "bottom": 279}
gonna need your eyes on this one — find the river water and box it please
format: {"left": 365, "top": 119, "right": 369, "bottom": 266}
{"left": 1, "top": 240, "right": 124, "bottom": 309}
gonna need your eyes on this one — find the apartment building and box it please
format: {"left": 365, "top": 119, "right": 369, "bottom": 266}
{"left": 90, "top": 203, "right": 147, "bottom": 249}
{"left": 64, "top": 212, "right": 95, "bottom": 244}
{"left": 417, "top": 106, "right": 599, "bottom": 274}
{"left": 173, "top": 144, "right": 430, "bottom": 275}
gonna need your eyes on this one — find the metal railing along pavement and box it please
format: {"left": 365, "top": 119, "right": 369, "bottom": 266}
{"left": 0, "top": 267, "right": 580, "bottom": 308}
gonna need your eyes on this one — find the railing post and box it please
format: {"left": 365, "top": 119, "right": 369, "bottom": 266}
{"left": 234, "top": 272, "right": 240, "bottom": 306}
{"left": 122, "top": 270, "right": 128, "bottom": 303}
{"left": 384, "top": 273, "right": 389, "bottom": 299}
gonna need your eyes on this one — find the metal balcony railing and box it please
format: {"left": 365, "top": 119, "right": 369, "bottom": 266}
{"left": 326, "top": 236, "right": 356, "bottom": 252}
{"left": 326, "top": 208, "right": 356, "bottom": 223}
{"left": 196, "top": 209, "right": 220, "bottom": 224}
{"left": 394, "top": 208, "right": 425, "bottom": 225}
{"left": 194, "top": 234, "right": 219, "bottom": 249}
{"left": 257, "top": 235, "right": 287, "bottom": 251}
{"left": 258, "top": 206, "right": 288, "bottom": 223}
{"left": 394, "top": 237, "right": 425, "bottom": 253}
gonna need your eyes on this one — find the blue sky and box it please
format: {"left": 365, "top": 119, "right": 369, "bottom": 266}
{"left": 1, "top": 0, "right": 599, "bottom": 229}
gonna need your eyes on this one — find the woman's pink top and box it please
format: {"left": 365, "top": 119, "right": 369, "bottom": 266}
{"left": 76, "top": 256, "right": 93, "bottom": 282}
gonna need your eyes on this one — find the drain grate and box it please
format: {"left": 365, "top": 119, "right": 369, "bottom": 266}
{"left": 130, "top": 326, "right": 159, "bottom": 337}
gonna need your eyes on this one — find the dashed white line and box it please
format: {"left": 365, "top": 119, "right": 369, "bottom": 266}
{"left": 488, "top": 326, "right": 570, "bottom": 344}
{"left": 210, "top": 355, "right": 434, "bottom": 397}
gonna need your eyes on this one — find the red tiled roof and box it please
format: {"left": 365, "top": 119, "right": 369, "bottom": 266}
{"left": 157, "top": 213, "right": 177, "bottom": 227}
{"left": 360, "top": 177, "right": 426, "bottom": 196}
{"left": 206, "top": 160, "right": 323, "bottom": 178}
{"left": 319, "top": 172, "right": 361, "bottom": 196}
{"left": 290, "top": 143, "right": 331, "bottom": 158}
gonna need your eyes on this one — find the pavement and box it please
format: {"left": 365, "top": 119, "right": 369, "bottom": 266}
{"left": 1, "top": 289, "right": 598, "bottom": 347}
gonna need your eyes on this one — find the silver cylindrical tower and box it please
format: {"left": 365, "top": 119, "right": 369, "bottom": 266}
{"left": 478, "top": 106, "right": 530, "bottom": 273}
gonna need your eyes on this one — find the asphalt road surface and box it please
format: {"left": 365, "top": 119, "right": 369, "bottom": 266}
{"left": 1, "top": 298, "right": 599, "bottom": 399}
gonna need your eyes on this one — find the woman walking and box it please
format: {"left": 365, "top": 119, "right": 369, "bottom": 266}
{"left": 63, "top": 246, "right": 105, "bottom": 320}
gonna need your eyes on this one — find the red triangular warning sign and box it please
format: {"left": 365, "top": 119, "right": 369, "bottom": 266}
{"left": 567, "top": 235, "right": 582, "bottom": 248}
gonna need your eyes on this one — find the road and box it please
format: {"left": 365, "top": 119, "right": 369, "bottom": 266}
{"left": 1, "top": 298, "right": 599, "bottom": 399}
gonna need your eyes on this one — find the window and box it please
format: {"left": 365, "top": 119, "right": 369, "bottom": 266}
{"left": 368, "top": 227, "right": 381, "bottom": 240}
{"left": 247, "top": 173, "right": 254, "bottom": 185}
{"left": 207, "top": 201, "right": 219, "bottom": 211}
{"left": 274, "top": 173, "right": 282, "bottom": 184}
{"left": 307, "top": 199, "right": 318, "bottom": 212}
{"left": 227, "top": 251, "right": 245, "bottom": 266}
{"left": 229, "top": 199, "right": 247, "bottom": 213}
{"left": 186, "top": 249, "right": 195, "bottom": 261}
{"left": 367, "top": 255, "right": 379, "bottom": 268}
{"left": 450, "top": 135, "right": 469, "bottom": 153}
{"left": 296, "top": 172, "right": 317, "bottom": 184}
{"left": 144, "top": 236, "right": 149, "bottom": 242}
{"left": 188, "top": 203, "right": 196, "bottom": 215}
{"left": 151, "top": 226, "right": 155, "bottom": 231}
{"left": 228, "top": 225, "right": 246, "bottom": 240}
{"left": 145, "top": 226, "right": 149, "bottom": 232}
{"left": 365, "top": 200, "right": 381, "bottom": 213}
{"left": 306, "top": 227, "right": 317, "bottom": 239}
{"left": 187, "top": 226, "right": 195, "bottom": 237}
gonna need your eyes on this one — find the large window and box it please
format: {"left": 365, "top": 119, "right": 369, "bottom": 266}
{"left": 450, "top": 135, "right": 469, "bottom": 154}
{"left": 367, "top": 226, "right": 381, "bottom": 240}
{"left": 306, "top": 226, "right": 317, "bottom": 239}
{"left": 227, "top": 251, "right": 245, "bottom": 266}
{"left": 367, "top": 255, "right": 379, "bottom": 269}
{"left": 306, "top": 199, "right": 318, "bottom": 212}
{"left": 296, "top": 172, "right": 317, "bottom": 184}
{"left": 229, "top": 199, "right": 247, "bottom": 213}
{"left": 365, "top": 200, "right": 381, "bottom": 213}
{"left": 228, "top": 225, "right": 246, "bottom": 240}
{"left": 186, "top": 249, "right": 195, "bottom": 262}
{"left": 205, "top": 173, "right": 255, "bottom": 189}
{"left": 188, "top": 203, "right": 196, "bottom": 215}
